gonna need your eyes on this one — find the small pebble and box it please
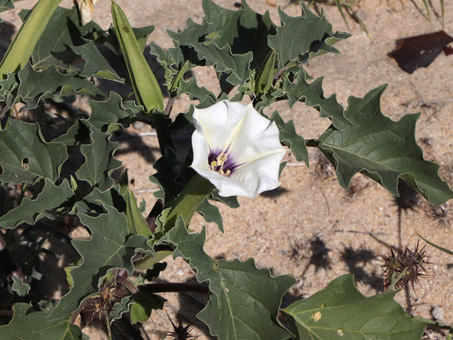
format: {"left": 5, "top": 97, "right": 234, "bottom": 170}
{"left": 133, "top": 121, "right": 145, "bottom": 130}
{"left": 431, "top": 306, "right": 444, "bottom": 321}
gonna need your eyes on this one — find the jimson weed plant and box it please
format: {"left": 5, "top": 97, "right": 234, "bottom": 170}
{"left": 0, "top": 0, "right": 452, "bottom": 339}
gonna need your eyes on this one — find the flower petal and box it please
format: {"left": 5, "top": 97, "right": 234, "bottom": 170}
{"left": 192, "top": 101, "right": 247, "bottom": 152}
{"left": 229, "top": 148, "right": 285, "bottom": 198}
{"left": 228, "top": 103, "right": 285, "bottom": 163}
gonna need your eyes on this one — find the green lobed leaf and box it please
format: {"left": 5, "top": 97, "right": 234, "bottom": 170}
{"left": 16, "top": 63, "right": 104, "bottom": 109}
{"left": 202, "top": 0, "right": 276, "bottom": 70}
{"left": 0, "top": 72, "right": 19, "bottom": 106}
{"left": 11, "top": 277, "right": 31, "bottom": 297}
{"left": 283, "top": 274, "right": 426, "bottom": 340}
{"left": 88, "top": 92, "right": 143, "bottom": 131}
{"left": 283, "top": 68, "right": 351, "bottom": 130}
{"left": 48, "top": 203, "right": 151, "bottom": 320}
{"left": 197, "top": 198, "right": 223, "bottom": 232}
{"left": 268, "top": 4, "right": 350, "bottom": 68}
{"left": 168, "top": 18, "right": 252, "bottom": 86}
{"left": 271, "top": 111, "right": 308, "bottom": 165}
{"left": 71, "top": 25, "right": 155, "bottom": 82}
{"left": 176, "top": 77, "right": 217, "bottom": 108}
{"left": 76, "top": 186, "right": 126, "bottom": 215}
{"left": 167, "top": 219, "right": 295, "bottom": 340}
{"left": 317, "top": 85, "right": 453, "bottom": 205}
{"left": 0, "top": 303, "right": 84, "bottom": 339}
{"left": 75, "top": 124, "right": 122, "bottom": 191}
{"left": 0, "top": 178, "right": 73, "bottom": 229}
{"left": 149, "top": 44, "right": 183, "bottom": 88}
{"left": 29, "top": 6, "right": 101, "bottom": 68}
{"left": 0, "top": 119, "right": 68, "bottom": 184}
{"left": 130, "top": 292, "right": 164, "bottom": 324}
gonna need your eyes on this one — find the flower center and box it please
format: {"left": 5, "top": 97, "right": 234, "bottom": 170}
{"left": 209, "top": 151, "right": 238, "bottom": 177}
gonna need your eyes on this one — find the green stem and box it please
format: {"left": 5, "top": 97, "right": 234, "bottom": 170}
{"left": 163, "top": 174, "right": 215, "bottom": 231}
{"left": 388, "top": 267, "right": 408, "bottom": 291}
{"left": 412, "top": 316, "right": 452, "bottom": 330}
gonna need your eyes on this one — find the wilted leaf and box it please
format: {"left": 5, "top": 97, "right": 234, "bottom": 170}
{"left": 0, "top": 119, "right": 68, "bottom": 184}
{"left": 283, "top": 274, "right": 426, "bottom": 340}
{"left": 75, "top": 124, "right": 122, "bottom": 191}
{"left": 49, "top": 203, "right": 151, "bottom": 320}
{"left": 0, "top": 178, "right": 73, "bottom": 229}
{"left": 167, "top": 219, "right": 295, "bottom": 340}
{"left": 0, "top": 303, "right": 84, "bottom": 339}
{"left": 317, "top": 85, "right": 453, "bottom": 205}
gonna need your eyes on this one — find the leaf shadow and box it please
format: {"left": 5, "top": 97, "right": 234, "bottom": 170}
{"left": 112, "top": 129, "right": 160, "bottom": 164}
{"left": 339, "top": 245, "right": 384, "bottom": 293}
{"left": 175, "top": 276, "right": 216, "bottom": 340}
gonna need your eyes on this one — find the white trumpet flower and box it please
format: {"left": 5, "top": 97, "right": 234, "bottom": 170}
{"left": 191, "top": 101, "right": 286, "bottom": 198}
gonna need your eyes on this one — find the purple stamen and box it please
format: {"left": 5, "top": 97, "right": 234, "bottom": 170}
{"left": 208, "top": 148, "right": 240, "bottom": 176}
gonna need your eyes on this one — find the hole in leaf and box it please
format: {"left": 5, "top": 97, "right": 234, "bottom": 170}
{"left": 389, "top": 30, "right": 453, "bottom": 74}
{"left": 21, "top": 157, "right": 29, "bottom": 170}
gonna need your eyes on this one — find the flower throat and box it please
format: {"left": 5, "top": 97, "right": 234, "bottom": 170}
{"left": 209, "top": 151, "right": 238, "bottom": 177}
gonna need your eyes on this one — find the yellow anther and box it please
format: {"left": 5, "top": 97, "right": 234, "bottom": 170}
{"left": 210, "top": 161, "right": 217, "bottom": 169}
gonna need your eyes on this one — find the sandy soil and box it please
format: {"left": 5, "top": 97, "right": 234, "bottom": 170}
{"left": 2, "top": 0, "right": 452, "bottom": 339}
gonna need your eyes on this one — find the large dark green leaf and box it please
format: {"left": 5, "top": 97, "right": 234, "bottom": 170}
{"left": 168, "top": 18, "right": 252, "bottom": 86}
{"left": 0, "top": 178, "right": 73, "bottom": 229}
{"left": 167, "top": 219, "right": 295, "bottom": 340}
{"left": 28, "top": 6, "right": 101, "bottom": 68}
{"left": 317, "top": 85, "right": 453, "bottom": 205}
{"left": 0, "top": 303, "right": 85, "bottom": 339}
{"left": 16, "top": 64, "right": 104, "bottom": 109}
{"left": 48, "top": 203, "right": 151, "bottom": 320}
{"left": 268, "top": 4, "right": 349, "bottom": 68}
{"left": 71, "top": 26, "right": 154, "bottom": 82}
{"left": 75, "top": 124, "right": 122, "bottom": 191}
{"left": 88, "top": 92, "right": 143, "bottom": 131}
{"left": 0, "top": 119, "right": 67, "bottom": 184}
{"left": 283, "top": 275, "right": 426, "bottom": 340}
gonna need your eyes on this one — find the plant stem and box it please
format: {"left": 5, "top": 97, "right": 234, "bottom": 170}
{"left": 163, "top": 174, "right": 214, "bottom": 231}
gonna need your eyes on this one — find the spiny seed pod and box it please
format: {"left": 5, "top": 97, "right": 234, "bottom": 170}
{"left": 383, "top": 242, "right": 428, "bottom": 291}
